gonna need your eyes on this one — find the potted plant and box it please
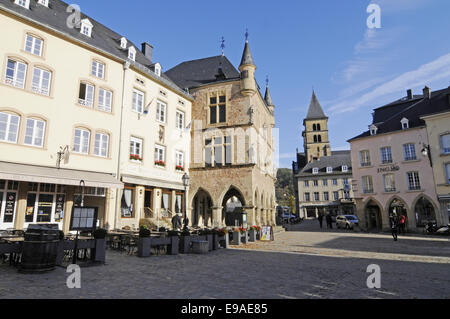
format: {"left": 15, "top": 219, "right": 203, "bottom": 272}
{"left": 176, "top": 165, "right": 185, "bottom": 171}
{"left": 232, "top": 228, "right": 241, "bottom": 246}
{"left": 155, "top": 160, "right": 166, "bottom": 167}
{"left": 249, "top": 226, "right": 260, "bottom": 242}
{"left": 138, "top": 225, "right": 151, "bottom": 257}
{"left": 130, "top": 154, "right": 143, "bottom": 161}
{"left": 239, "top": 227, "right": 249, "bottom": 244}
{"left": 93, "top": 228, "right": 107, "bottom": 239}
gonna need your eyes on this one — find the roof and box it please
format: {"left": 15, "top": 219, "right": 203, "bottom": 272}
{"left": 296, "top": 151, "right": 352, "bottom": 177}
{"left": 305, "top": 91, "right": 327, "bottom": 120}
{"left": 349, "top": 86, "right": 450, "bottom": 141}
{"left": 165, "top": 55, "right": 240, "bottom": 90}
{"left": 0, "top": 0, "right": 191, "bottom": 99}
{"left": 264, "top": 85, "right": 274, "bottom": 106}
{"left": 239, "top": 41, "right": 255, "bottom": 67}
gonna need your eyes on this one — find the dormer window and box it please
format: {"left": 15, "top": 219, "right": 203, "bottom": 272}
{"left": 15, "top": 0, "right": 30, "bottom": 9}
{"left": 128, "top": 46, "right": 136, "bottom": 61}
{"left": 313, "top": 168, "right": 319, "bottom": 175}
{"left": 120, "top": 37, "right": 127, "bottom": 49}
{"left": 80, "top": 19, "right": 93, "bottom": 38}
{"left": 327, "top": 167, "right": 333, "bottom": 174}
{"left": 37, "top": 0, "right": 49, "bottom": 6}
{"left": 370, "top": 124, "right": 378, "bottom": 136}
{"left": 401, "top": 117, "right": 409, "bottom": 130}
{"left": 342, "top": 165, "right": 348, "bottom": 173}
{"left": 154, "top": 63, "right": 162, "bottom": 77}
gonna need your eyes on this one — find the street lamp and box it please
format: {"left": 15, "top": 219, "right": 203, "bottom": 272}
{"left": 421, "top": 144, "right": 433, "bottom": 167}
{"left": 182, "top": 173, "right": 190, "bottom": 221}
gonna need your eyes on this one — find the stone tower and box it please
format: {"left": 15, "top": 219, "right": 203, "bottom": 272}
{"left": 264, "top": 80, "right": 275, "bottom": 114}
{"left": 238, "top": 39, "right": 257, "bottom": 96}
{"left": 303, "top": 91, "right": 331, "bottom": 162}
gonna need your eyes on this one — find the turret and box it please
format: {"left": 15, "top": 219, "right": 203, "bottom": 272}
{"left": 239, "top": 35, "right": 257, "bottom": 97}
{"left": 264, "top": 77, "right": 275, "bottom": 113}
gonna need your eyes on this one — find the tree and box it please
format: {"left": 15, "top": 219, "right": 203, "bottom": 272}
{"left": 275, "top": 168, "right": 294, "bottom": 208}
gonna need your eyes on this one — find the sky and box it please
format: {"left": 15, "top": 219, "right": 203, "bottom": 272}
{"left": 73, "top": 0, "right": 450, "bottom": 168}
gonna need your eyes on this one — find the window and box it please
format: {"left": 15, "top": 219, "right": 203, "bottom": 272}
{"left": 121, "top": 188, "right": 134, "bottom": 218}
{"left": 304, "top": 181, "right": 309, "bottom": 187}
{"left": 313, "top": 168, "right": 319, "bottom": 174}
{"left": 323, "top": 179, "right": 328, "bottom": 186}
{"left": 342, "top": 165, "right": 348, "bottom": 172}
{"left": 91, "top": 61, "right": 105, "bottom": 79}
{"left": 401, "top": 118, "right": 409, "bottom": 130}
{"left": 343, "top": 178, "right": 349, "bottom": 186}
{"left": 31, "top": 67, "right": 51, "bottom": 96}
{"left": 0, "top": 112, "right": 20, "bottom": 143}
{"left": 209, "top": 94, "right": 226, "bottom": 124}
{"left": 132, "top": 89, "right": 144, "bottom": 114}
{"left": 79, "top": 83, "right": 94, "bottom": 107}
{"left": 130, "top": 137, "right": 143, "bottom": 161}
{"left": 128, "top": 47, "right": 136, "bottom": 61}
{"left": 403, "top": 143, "right": 417, "bottom": 161}
{"left": 73, "top": 128, "right": 90, "bottom": 154}
{"left": 327, "top": 167, "right": 333, "bottom": 173}
{"left": 446, "top": 163, "right": 450, "bottom": 185}
{"left": 324, "top": 192, "right": 329, "bottom": 201}
{"left": 407, "top": 172, "right": 421, "bottom": 190}
{"left": 80, "top": 19, "right": 93, "bottom": 37}
{"left": 360, "top": 150, "right": 371, "bottom": 167}
{"left": 332, "top": 179, "right": 338, "bottom": 186}
{"left": 154, "top": 144, "right": 165, "bottom": 165}
{"left": 37, "top": 0, "right": 48, "bottom": 6}
{"left": 441, "top": 134, "right": 450, "bottom": 155}
{"left": 176, "top": 151, "right": 184, "bottom": 169}
{"left": 98, "top": 88, "right": 112, "bottom": 112}
{"left": 156, "top": 101, "right": 167, "bottom": 123}
{"left": 161, "top": 192, "right": 171, "bottom": 216}
{"left": 25, "top": 34, "right": 43, "bottom": 56}
{"left": 314, "top": 192, "right": 320, "bottom": 201}
{"left": 24, "top": 118, "right": 45, "bottom": 147}
{"left": 362, "top": 176, "right": 373, "bottom": 194}
{"left": 333, "top": 191, "right": 339, "bottom": 201}
{"left": 154, "top": 64, "right": 161, "bottom": 77}
{"left": 380, "top": 147, "right": 393, "bottom": 164}
{"left": 304, "top": 193, "right": 310, "bottom": 202}
{"left": 176, "top": 111, "right": 184, "bottom": 130}
{"left": 120, "top": 37, "right": 127, "bottom": 49}
{"left": 370, "top": 125, "right": 378, "bottom": 136}
{"left": 313, "top": 180, "right": 319, "bottom": 187}
{"left": 94, "top": 133, "right": 109, "bottom": 157}
{"left": 383, "top": 174, "right": 396, "bottom": 192}
{"left": 15, "top": 0, "right": 29, "bottom": 9}
{"left": 5, "top": 59, "right": 27, "bottom": 88}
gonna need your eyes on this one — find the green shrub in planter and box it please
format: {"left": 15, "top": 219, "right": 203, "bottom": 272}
{"left": 94, "top": 228, "right": 107, "bottom": 239}
{"left": 139, "top": 225, "right": 151, "bottom": 238}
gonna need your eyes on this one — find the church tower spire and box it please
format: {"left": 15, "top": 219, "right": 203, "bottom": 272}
{"left": 264, "top": 76, "right": 275, "bottom": 113}
{"left": 239, "top": 30, "right": 257, "bottom": 96}
{"left": 302, "top": 90, "right": 331, "bottom": 162}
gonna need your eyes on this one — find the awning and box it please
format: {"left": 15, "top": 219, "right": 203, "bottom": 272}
{"left": 0, "top": 161, "right": 123, "bottom": 189}
{"left": 122, "top": 174, "right": 185, "bottom": 191}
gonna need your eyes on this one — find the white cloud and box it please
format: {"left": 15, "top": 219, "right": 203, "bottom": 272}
{"left": 329, "top": 53, "right": 450, "bottom": 114}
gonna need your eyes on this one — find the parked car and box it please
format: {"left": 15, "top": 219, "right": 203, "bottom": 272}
{"left": 336, "top": 215, "right": 359, "bottom": 229}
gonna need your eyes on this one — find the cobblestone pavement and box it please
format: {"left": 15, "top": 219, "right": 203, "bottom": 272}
{"left": 1, "top": 221, "right": 449, "bottom": 299}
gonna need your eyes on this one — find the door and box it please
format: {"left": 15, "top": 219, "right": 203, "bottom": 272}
{"left": 0, "top": 192, "right": 17, "bottom": 230}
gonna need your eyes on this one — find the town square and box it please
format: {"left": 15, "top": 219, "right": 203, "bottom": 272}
{"left": 0, "top": 0, "right": 449, "bottom": 305}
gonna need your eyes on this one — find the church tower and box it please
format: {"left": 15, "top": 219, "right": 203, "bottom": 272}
{"left": 239, "top": 35, "right": 257, "bottom": 97}
{"left": 303, "top": 91, "right": 331, "bottom": 162}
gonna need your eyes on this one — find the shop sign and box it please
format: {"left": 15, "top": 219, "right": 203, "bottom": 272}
{"left": 260, "top": 226, "right": 274, "bottom": 242}
{"left": 377, "top": 165, "right": 400, "bottom": 174}
{"left": 70, "top": 207, "right": 98, "bottom": 231}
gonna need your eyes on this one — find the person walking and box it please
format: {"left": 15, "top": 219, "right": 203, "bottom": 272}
{"left": 318, "top": 212, "right": 324, "bottom": 229}
{"left": 326, "top": 214, "right": 333, "bottom": 230}
{"left": 399, "top": 214, "right": 406, "bottom": 234}
{"left": 390, "top": 213, "right": 399, "bottom": 241}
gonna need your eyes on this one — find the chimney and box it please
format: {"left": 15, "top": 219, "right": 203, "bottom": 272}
{"left": 407, "top": 89, "right": 413, "bottom": 100}
{"left": 423, "top": 86, "right": 431, "bottom": 99}
{"left": 141, "top": 42, "right": 153, "bottom": 63}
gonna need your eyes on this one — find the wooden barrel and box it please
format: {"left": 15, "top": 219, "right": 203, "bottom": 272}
{"left": 20, "top": 224, "right": 60, "bottom": 273}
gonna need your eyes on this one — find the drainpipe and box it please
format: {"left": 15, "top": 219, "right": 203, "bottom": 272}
{"left": 114, "top": 61, "right": 130, "bottom": 230}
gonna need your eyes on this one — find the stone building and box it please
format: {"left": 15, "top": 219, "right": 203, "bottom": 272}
{"left": 293, "top": 92, "right": 355, "bottom": 219}
{"left": 349, "top": 87, "right": 449, "bottom": 232}
{"left": 166, "top": 38, "right": 277, "bottom": 228}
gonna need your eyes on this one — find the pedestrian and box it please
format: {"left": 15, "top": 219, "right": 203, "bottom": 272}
{"left": 318, "top": 212, "right": 324, "bottom": 229}
{"left": 390, "top": 213, "right": 399, "bottom": 241}
{"left": 326, "top": 214, "right": 333, "bottom": 229}
{"left": 399, "top": 214, "right": 406, "bottom": 234}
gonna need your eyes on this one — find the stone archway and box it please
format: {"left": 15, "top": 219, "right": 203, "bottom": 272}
{"left": 364, "top": 199, "right": 382, "bottom": 231}
{"left": 413, "top": 195, "right": 438, "bottom": 227}
{"left": 192, "top": 188, "right": 213, "bottom": 227}
{"left": 222, "top": 187, "right": 246, "bottom": 227}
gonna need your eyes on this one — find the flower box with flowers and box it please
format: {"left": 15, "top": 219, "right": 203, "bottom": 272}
{"left": 130, "top": 154, "right": 143, "bottom": 161}
{"left": 155, "top": 160, "right": 166, "bottom": 167}
{"left": 175, "top": 165, "right": 185, "bottom": 171}
{"left": 249, "top": 226, "right": 260, "bottom": 242}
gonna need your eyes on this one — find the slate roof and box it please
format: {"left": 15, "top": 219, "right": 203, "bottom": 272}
{"left": 349, "top": 86, "right": 450, "bottom": 141}
{"left": 0, "top": 0, "right": 191, "bottom": 99}
{"left": 264, "top": 85, "right": 274, "bottom": 106}
{"left": 165, "top": 55, "right": 240, "bottom": 90}
{"left": 305, "top": 91, "right": 327, "bottom": 120}
{"left": 240, "top": 41, "right": 255, "bottom": 67}
{"left": 296, "top": 151, "right": 352, "bottom": 177}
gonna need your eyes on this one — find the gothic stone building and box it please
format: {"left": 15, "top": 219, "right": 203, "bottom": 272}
{"left": 166, "top": 39, "right": 277, "bottom": 228}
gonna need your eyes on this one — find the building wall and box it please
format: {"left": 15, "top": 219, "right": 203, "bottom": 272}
{"left": 422, "top": 111, "right": 450, "bottom": 225}
{"left": 350, "top": 127, "right": 441, "bottom": 231}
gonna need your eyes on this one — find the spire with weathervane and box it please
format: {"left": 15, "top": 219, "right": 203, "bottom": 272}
{"left": 264, "top": 76, "right": 275, "bottom": 113}
{"left": 239, "top": 29, "right": 257, "bottom": 96}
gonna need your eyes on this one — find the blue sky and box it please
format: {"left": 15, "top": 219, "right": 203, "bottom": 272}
{"left": 75, "top": 0, "right": 450, "bottom": 168}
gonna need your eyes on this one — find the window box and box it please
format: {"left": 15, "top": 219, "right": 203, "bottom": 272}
{"left": 130, "top": 154, "right": 143, "bottom": 161}
{"left": 155, "top": 160, "right": 166, "bottom": 167}
{"left": 175, "top": 165, "right": 184, "bottom": 171}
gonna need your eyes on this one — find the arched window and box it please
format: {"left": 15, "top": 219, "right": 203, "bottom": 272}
{"left": 313, "top": 135, "right": 318, "bottom": 143}
{"left": 24, "top": 117, "right": 46, "bottom": 147}
{"left": 0, "top": 111, "right": 21, "bottom": 143}
{"left": 317, "top": 124, "right": 321, "bottom": 131}
{"left": 73, "top": 128, "right": 91, "bottom": 154}
{"left": 313, "top": 124, "right": 317, "bottom": 131}
{"left": 318, "top": 135, "right": 322, "bottom": 143}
